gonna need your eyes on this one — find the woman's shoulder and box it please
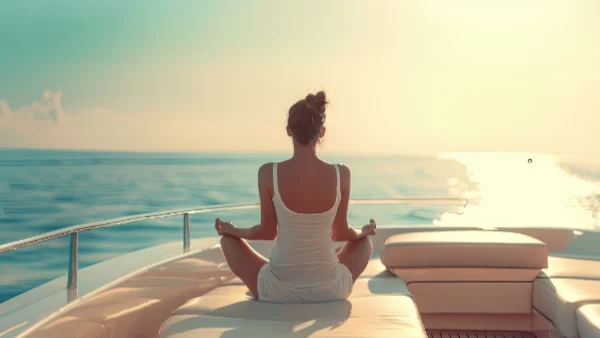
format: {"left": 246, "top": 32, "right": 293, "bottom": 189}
{"left": 330, "top": 162, "right": 351, "bottom": 181}
{"left": 258, "top": 162, "right": 275, "bottom": 175}
{"left": 257, "top": 162, "right": 275, "bottom": 188}
{"left": 333, "top": 162, "right": 350, "bottom": 172}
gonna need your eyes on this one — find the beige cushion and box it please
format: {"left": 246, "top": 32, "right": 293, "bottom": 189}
{"left": 533, "top": 278, "right": 600, "bottom": 338}
{"left": 539, "top": 256, "right": 600, "bottom": 280}
{"left": 393, "top": 267, "right": 541, "bottom": 283}
{"left": 160, "top": 277, "right": 426, "bottom": 337}
{"left": 493, "top": 227, "right": 575, "bottom": 253}
{"left": 382, "top": 230, "right": 548, "bottom": 269}
{"left": 577, "top": 304, "right": 600, "bottom": 338}
{"left": 410, "top": 282, "right": 533, "bottom": 314}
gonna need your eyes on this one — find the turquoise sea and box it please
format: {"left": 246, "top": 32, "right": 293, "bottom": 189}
{"left": 1, "top": 149, "right": 599, "bottom": 303}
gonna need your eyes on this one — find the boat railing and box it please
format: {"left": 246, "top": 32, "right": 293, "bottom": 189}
{"left": 0, "top": 197, "right": 468, "bottom": 297}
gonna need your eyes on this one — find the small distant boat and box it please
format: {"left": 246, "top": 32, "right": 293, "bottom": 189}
{"left": 0, "top": 198, "right": 599, "bottom": 338}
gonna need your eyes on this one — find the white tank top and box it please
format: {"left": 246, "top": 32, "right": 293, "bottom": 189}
{"left": 268, "top": 162, "right": 342, "bottom": 281}
{"left": 257, "top": 162, "right": 353, "bottom": 302}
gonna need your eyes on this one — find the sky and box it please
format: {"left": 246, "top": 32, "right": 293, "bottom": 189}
{"left": 0, "top": 0, "right": 599, "bottom": 160}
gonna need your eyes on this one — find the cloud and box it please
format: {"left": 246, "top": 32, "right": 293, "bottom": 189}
{"left": 0, "top": 100, "right": 10, "bottom": 117}
{"left": 0, "top": 90, "right": 64, "bottom": 122}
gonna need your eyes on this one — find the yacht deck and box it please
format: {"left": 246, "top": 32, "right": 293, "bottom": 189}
{"left": 2, "top": 226, "right": 600, "bottom": 338}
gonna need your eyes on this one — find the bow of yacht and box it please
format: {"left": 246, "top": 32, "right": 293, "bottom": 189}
{"left": 1, "top": 199, "right": 600, "bottom": 338}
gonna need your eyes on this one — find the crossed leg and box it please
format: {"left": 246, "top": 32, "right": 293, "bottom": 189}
{"left": 221, "top": 235, "right": 373, "bottom": 300}
{"left": 220, "top": 235, "right": 268, "bottom": 299}
{"left": 337, "top": 237, "right": 373, "bottom": 282}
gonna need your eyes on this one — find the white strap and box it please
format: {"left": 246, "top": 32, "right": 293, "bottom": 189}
{"left": 333, "top": 164, "right": 340, "bottom": 196}
{"left": 272, "top": 162, "right": 279, "bottom": 195}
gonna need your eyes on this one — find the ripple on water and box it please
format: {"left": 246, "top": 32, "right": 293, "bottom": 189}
{"left": 52, "top": 194, "right": 80, "bottom": 203}
{"left": 8, "top": 182, "right": 37, "bottom": 191}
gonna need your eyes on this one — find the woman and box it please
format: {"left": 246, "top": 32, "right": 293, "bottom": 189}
{"left": 215, "top": 90, "right": 376, "bottom": 303}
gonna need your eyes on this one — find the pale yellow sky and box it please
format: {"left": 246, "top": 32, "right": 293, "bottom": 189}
{"left": 0, "top": 0, "right": 598, "bottom": 160}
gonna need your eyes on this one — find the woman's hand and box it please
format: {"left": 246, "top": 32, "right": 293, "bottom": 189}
{"left": 215, "top": 218, "right": 237, "bottom": 237}
{"left": 359, "top": 219, "right": 377, "bottom": 238}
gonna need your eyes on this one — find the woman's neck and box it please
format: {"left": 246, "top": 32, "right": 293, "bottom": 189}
{"left": 291, "top": 143, "right": 319, "bottom": 162}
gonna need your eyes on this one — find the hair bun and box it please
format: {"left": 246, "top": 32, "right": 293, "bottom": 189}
{"left": 305, "top": 91, "right": 328, "bottom": 114}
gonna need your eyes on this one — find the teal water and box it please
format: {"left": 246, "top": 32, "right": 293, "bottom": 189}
{"left": 0, "top": 149, "right": 599, "bottom": 303}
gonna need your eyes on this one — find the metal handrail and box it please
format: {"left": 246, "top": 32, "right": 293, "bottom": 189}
{"left": 0, "top": 197, "right": 468, "bottom": 299}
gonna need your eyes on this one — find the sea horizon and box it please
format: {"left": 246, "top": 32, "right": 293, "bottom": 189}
{"left": 3, "top": 146, "right": 599, "bottom": 165}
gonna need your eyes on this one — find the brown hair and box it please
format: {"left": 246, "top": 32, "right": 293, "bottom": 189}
{"left": 287, "top": 91, "right": 328, "bottom": 145}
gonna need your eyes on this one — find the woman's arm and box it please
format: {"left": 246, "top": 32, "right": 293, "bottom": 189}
{"left": 331, "top": 164, "right": 365, "bottom": 242}
{"left": 217, "top": 163, "right": 278, "bottom": 240}
{"left": 224, "top": 223, "right": 271, "bottom": 240}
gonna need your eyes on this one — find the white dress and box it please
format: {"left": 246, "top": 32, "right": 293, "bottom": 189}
{"left": 256, "top": 162, "right": 354, "bottom": 303}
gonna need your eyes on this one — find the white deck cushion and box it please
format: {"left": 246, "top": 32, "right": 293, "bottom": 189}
{"left": 381, "top": 230, "right": 548, "bottom": 269}
{"left": 26, "top": 316, "right": 109, "bottom": 338}
{"left": 172, "top": 278, "right": 411, "bottom": 320}
{"left": 43, "top": 276, "right": 214, "bottom": 338}
{"left": 136, "top": 257, "right": 221, "bottom": 280}
{"left": 161, "top": 315, "right": 293, "bottom": 338}
{"left": 577, "top": 304, "right": 600, "bottom": 338}
{"left": 533, "top": 278, "right": 600, "bottom": 338}
{"left": 160, "top": 277, "right": 426, "bottom": 337}
{"left": 161, "top": 313, "right": 427, "bottom": 338}
{"left": 361, "top": 256, "right": 393, "bottom": 278}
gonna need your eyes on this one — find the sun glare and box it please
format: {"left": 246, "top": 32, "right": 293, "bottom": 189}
{"left": 437, "top": 153, "right": 600, "bottom": 230}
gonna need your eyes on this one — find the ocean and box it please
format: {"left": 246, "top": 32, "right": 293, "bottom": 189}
{"left": 1, "top": 148, "right": 599, "bottom": 303}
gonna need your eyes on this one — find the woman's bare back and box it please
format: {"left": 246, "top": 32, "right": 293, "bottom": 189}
{"left": 275, "top": 159, "right": 338, "bottom": 214}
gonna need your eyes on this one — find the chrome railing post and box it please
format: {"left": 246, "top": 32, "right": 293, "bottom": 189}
{"left": 67, "top": 232, "right": 78, "bottom": 301}
{"left": 183, "top": 213, "right": 190, "bottom": 253}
